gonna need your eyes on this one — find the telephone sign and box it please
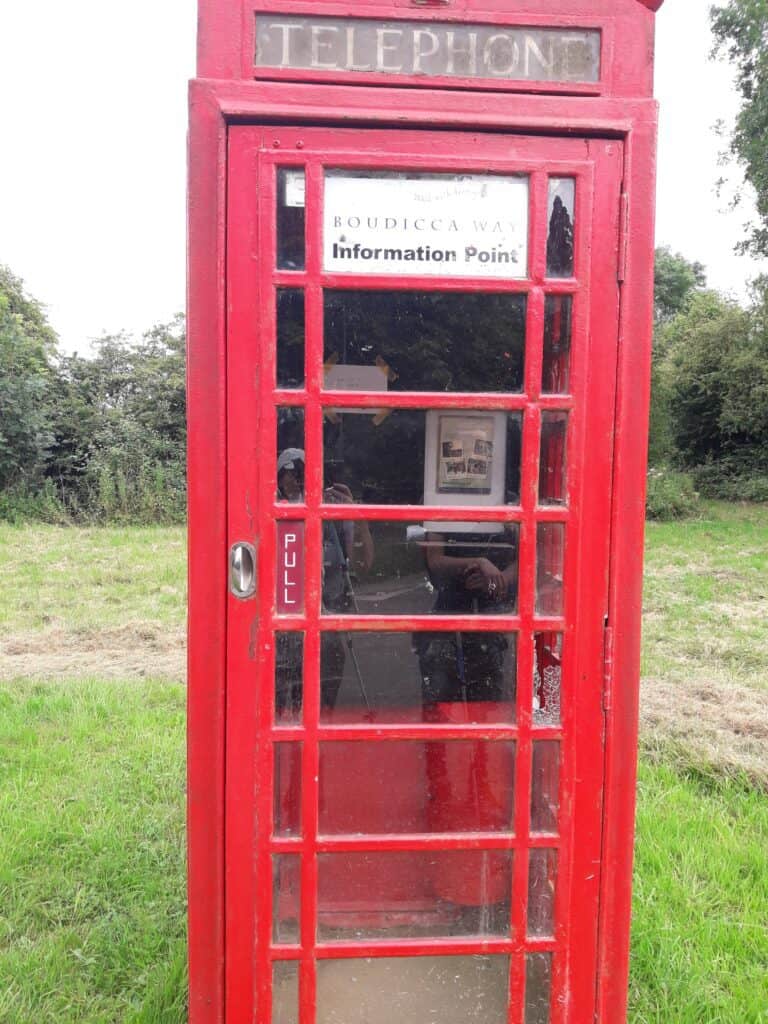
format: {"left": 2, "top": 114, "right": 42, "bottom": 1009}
{"left": 188, "top": 2, "right": 664, "bottom": 1023}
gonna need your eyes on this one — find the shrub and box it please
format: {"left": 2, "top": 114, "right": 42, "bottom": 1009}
{"left": 0, "top": 480, "right": 69, "bottom": 525}
{"left": 646, "top": 468, "right": 701, "bottom": 520}
{"left": 692, "top": 460, "right": 768, "bottom": 503}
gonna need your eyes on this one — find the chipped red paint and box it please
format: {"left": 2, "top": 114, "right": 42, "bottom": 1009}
{"left": 188, "top": 2, "right": 662, "bottom": 1022}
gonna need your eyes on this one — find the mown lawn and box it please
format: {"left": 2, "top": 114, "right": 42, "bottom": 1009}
{"left": 0, "top": 505, "right": 766, "bottom": 1022}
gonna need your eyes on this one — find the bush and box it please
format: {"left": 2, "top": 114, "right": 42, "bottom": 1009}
{"left": 646, "top": 468, "right": 701, "bottom": 520}
{"left": 0, "top": 480, "right": 69, "bottom": 525}
{"left": 692, "top": 460, "right": 768, "bottom": 503}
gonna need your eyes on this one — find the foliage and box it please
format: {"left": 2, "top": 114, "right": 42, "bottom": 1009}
{"left": 645, "top": 467, "right": 700, "bottom": 521}
{"left": 0, "top": 265, "right": 187, "bottom": 525}
{"left": 48, "top": 316, "right": 187, "bottom": 523}
{"left": 711, "top": 0, "right": 768, "bottom": 258}
{"left": 660, "top": 285, "right": 768, "bottom": 492}
{"left": 653, "top": 246, "right": 707, "bottom": 325}
{"left": 648, "top": 249, "right": 707, "bottom": 466}
{"left": 0, "top": 268, "right": 57, "bottom": 493}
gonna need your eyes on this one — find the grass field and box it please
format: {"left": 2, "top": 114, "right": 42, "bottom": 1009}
{"left": 0, "top": 505, "right": 766, "bottom": 1022}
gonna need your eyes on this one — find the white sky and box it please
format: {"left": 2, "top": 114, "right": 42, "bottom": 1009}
{"left": 0, "top": 1, "right": 765, "bottom": 354}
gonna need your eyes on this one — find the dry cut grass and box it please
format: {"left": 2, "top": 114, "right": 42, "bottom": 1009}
{"left": 641, "top": 501, "right": 768, "bottom": 787}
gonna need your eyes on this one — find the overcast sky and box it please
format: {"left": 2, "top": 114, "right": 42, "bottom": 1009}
{"left": 1, "top": 2, "right": 765, "bottom": 354}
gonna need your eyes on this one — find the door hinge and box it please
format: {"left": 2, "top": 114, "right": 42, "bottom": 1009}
{"left": 617, "top": 190, "right": 629, "bottom": 283}
{"left": 602, "top": 623, "right": 615, "bottom": 712}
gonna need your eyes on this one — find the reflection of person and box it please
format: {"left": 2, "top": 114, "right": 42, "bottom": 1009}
{"left": 415, "top": 528, "right": 518, "bottom": 705}
{"left": 276, "top": 448, "right": 374, "bottom": 711}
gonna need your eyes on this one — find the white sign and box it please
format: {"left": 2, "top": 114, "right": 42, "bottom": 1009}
{"left": 324, "top": 172, "right": 529, "bottom": 279}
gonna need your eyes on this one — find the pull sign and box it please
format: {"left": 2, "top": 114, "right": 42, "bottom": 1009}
{"left": 277, "top": 522, "right": 305, "bottom": 614}
{"left": 230, "top": 542, "right": 257, "bottom": 600}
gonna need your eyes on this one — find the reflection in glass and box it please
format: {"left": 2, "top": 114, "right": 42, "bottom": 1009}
{"left": 324, "top": 291, "right": 526, "bottom": 393}
{"left": 277, "top": 168, "right": 305, "bottom": 271}
{"left": 272, "top": 961, "right": 299, "bottom": 1024}
{"left": 317, "top": 850, "right": 512, "bottom": 940}
{"left": 536, "top": 524, "right": 564, "bottom": 616}
{"left": 531, "top": 741, "right": 560, "bottom": 834}
{"left": 277, "top": 289, "right": 304, "bottom": 389}
{"left": 274, "top": 742, "right": 302, "bottom": 837}
{"left": 527, "top": 849, "right": 558, "bottom": 938}
{"left": 546, "top": 178, "right": 575, "bottom": 277}
{"left": 323, "top": 409, "right": 522, "bottom": 506}
{"left": 319, "top": 740, "right": 515, "bottom": 835}
{"left": 275, "top": 632, "right": 303, "bottom": 725}
{"left": 539, "top": 413, "right": 568, "bottom": 506}
{"left": 273, "top": 854, "right": 301, "bottom": 943}
{"left": 319, "top": 521, "right": 519, "bottom": 620}
{"left": 319, "top": 631, "right": 516, "bottom": 723}
{"left": 277, "top": 409, "right": 305, "bottom": 498}
{"left": 525, "top": 953, "right": 553, "bottom": 1024}
{"left": 542, "top": 295, "right": 572, "bottom": 394}
{"left": 316, "top": 956, "right": 509, "bottom": 1024}
{"left": 533, "top": 633, "right": 562, "bottom": 726}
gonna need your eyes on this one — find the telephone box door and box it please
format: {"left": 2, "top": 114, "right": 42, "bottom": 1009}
{"left": 225, "top": 126, "right": 623, "bottom": 1024}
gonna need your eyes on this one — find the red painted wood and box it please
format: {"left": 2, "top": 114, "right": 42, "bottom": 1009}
{"left": 190, "top": 3, "right": 660, "bottom": 1021}
{"left": 221, "top": 124, "right": 622, "bottom": 1024}
{"left": 596, "top": 116, "right": 658, "bottom": 1024}
{"left": 187, "top": 82, "right": 228, "bottom": 1024}
{"left": 197, "top": 0, "right": 663, "bottom": 98}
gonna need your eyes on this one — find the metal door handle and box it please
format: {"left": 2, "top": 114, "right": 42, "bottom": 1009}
{"left": 230, "top": 542, "right": 257, "bottom": 599}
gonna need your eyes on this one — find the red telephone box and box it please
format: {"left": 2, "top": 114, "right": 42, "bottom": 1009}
{"left": 187, "top": 3, "right": 663, "bottom": 1022}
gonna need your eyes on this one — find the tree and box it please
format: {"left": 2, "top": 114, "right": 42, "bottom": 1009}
{"left": 648, "top": 249, "right": 707, "bottom": 464}
{"left": 48, "top": 317, "right": 187, "bottom": 520}
{"left": 711, "top": 1, "right": 768, "bottom": 257}
{"left": 660, "top": 283, "right": 768, "bottom": 486}
{"left": 0, "top": 267, "right": 57, "bottom": 491}
{"left": 654, "top": 246, "right": 707, "bottom": 324}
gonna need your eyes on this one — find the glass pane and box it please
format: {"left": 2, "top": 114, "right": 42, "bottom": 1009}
{"left": 525, "top": 953, "right": 553, "bottom": 1024}
{"left": 546, "top": 178, "right": 575, "bottom": 278}
{"left": 533, "top": 633, "right": 562, "bottom": 727}
{"left": 277, "top": 168, "right": 305, "bottom": 271}
{"left": 539, "top": 413, "right": 568, "bottom": 506}
{"left": 320, "top": 631, "right": 517, "bottom": 723}
{"left": 273, "top": 854, "right": 301, "bottom": 943}
{"left": 275, "top": 632, "right": 303, "bottom": 725}
{"left": 277, "top": 408, "right": 305, "bottom": 501}
{"left": 276, "top": 414, "right": 306, "bottom": 615}
{"left": 317, "top": 850, "right": 512, "bottom": 940}
{"left": 320, "top": 520, "right": 519, "bottom": 617}
{"left": 324, "top": 291, "right": 526, "bottom": 393}
{"left": 323, "top": 410, "right": 522, "bottom": 506}
{"left": 527, "top": 849, "right": 557, "bottom": 938}
{"left": 319, "top": 740, "right": 515, "bottom": 835}
{"left": 542, "top": 295, "right": 572, "bottom": 394}
{"left": 324, "top": 170, "right": 528, "bottom": 280}
{"left": 536, "top": 524, "right": 564, "bottom": 617}
{"left": 316, "top": 956, "right": 509, "bottom": 1024}
{"left": 274, "top": 742, "right": 301, "bottom": 837}
{"left": 272, "top": 961, "right": 299, "bottom": 1024}
{"left": 531, "top": 741, "right": 560, "bottom": 835}
{"left": 277, "top": 289, "right": 304, "bottom": 389}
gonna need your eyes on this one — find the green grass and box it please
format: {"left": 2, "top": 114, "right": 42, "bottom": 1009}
{"left": 0, "top": 679, "right": 186, "bottom": 1024}
{"left": 642, "top": 502, "right": 768, "bottom": 690}
{"left": 630, "top": 760, "right": 768, "bottom": 1023}
{"left": 0, "top": 526, "right": 186, "bottom": 632}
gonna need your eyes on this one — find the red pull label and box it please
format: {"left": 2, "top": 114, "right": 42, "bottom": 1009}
{"left": 276, "top": 522, "right": 305, "bottom": 614}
